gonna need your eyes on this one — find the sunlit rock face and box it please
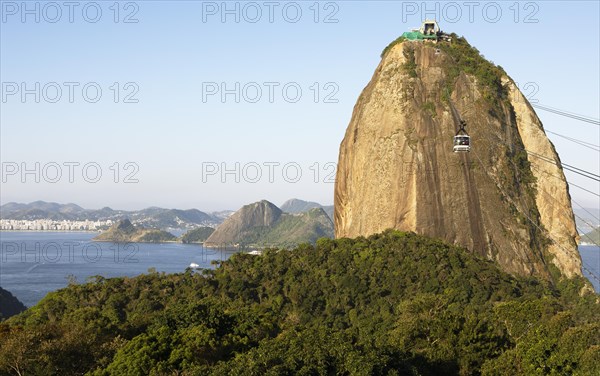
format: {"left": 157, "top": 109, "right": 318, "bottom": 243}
{"left": 334, "top": 40, "right": 581, "bottom": 279}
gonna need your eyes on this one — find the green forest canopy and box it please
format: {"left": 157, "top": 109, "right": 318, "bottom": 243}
{"left": 0, "top": 230, "right": 598, "bottom": 375}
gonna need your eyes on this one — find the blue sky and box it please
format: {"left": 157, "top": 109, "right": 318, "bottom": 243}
{"left": 1, "top": 0, "right": 599, "bottom": 211}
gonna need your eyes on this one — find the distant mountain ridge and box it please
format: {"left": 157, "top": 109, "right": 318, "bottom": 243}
{"left": 1, "top": 201, "right": 85, "bottom": 214}
{"left": 1, "top": 200, "right": 334, "bottom": 234}
{"left": 574, "top": 208, "right": 600, "bottom": 235}
{"left": 205, "top": 200, "right": 334, "bottom": 248}
{"left": 280, "top": 198, "right": 334, "bottom": 221}
{"left": 1, "top": 201, "right": 226, "bottom": 229}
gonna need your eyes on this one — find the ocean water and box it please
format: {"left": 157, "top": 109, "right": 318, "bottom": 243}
{"left": 1, "top": 232, "right": 599, "bottom": 307}
{"left": 0, "top": 232, "right": 237, "bottom": 307}
{"left": 580, "top": 245, "right": 600, "bottom": 292}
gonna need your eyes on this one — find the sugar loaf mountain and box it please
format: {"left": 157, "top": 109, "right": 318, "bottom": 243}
{"left": 334, "top": 30, "right": 583, "bottom": 281}
{"left": 1, "top": 24, "right": 598, "bottom": 376}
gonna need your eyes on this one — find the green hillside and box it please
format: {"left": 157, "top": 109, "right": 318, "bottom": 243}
{"left": 205, "top": 201, "right": 334, "bottom": 248}
{"left": 240, "top": 208, "right": 334, "bottom": 247}
{"left": 180, "top": 227, "right": 215, "bottom": 243}
{"left": 1, "top": 230, "right": 597, "bottom": 375}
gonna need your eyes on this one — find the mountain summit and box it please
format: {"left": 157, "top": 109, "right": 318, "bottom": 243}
{"left": 334, "top": 35, "right": 582, "bottom": 279}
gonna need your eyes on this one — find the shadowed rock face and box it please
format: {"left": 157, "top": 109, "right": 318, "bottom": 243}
{"left": 334, "top": 40, "right": 582, "bottom": 279}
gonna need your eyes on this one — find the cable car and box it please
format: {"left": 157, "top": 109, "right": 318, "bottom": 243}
{"left": 453, "top": 120, "right": 471, "bottom": 152}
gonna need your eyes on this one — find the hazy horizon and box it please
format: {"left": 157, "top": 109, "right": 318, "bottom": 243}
{"left": 2, "top": 1, "right": 598, "bottom": 212}
{"left": 0, "top": 197, "right": 334, "bottom": 213}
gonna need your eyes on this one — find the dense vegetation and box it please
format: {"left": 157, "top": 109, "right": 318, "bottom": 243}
{"left": 436, "top": 34, "right": 508, "bottom": 105}
{"left": 381, "top": 36, "right": 406, "bottom": 58}
{"left": 1, "top": 230, "right": 598, "bottom": 375}
{"left": 380, "top": 34, "right": 507, "bottom": 108}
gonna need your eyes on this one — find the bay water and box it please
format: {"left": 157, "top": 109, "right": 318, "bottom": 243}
{"left": 0, "top": 231, "right": 236, "bottom": 307}
{"left": 1, "top": 231, "right": 598, "bottom": 308}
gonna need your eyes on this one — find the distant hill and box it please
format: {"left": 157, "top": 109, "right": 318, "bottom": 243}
{"left": 281, "top": 199, "right": 323, "bottom": 213}
{"left": 205, "top": 200, "right": 334, "bottom": 248}
{"left": 574, "top": 208, "right": 600, "bottom": 234}
{"left": 94, "top": 219, "right": 177, "bottom": 243}
{"left": 205, "top": 200, "right": 282, "bottom": 246}
{"left": 209, "top": 210, "right": 235, "bottom": 221}
{"left": 280, "top": 198, "right": 334, "bottom": 222}
{"left": 130, "top": 208, "right": 215, "bottom": 229}
{"left": 180, "top": 227, "right": 215, "bottom": 244}
{"left": 0, "top": 201, "right": 85, "bottom": 215}
{"left": 1, "top": 201, "right": 223, "bottom": 229}
{"left": 0, "top": 201, "right": 88, "bottom": 221}
{"left": 581, "top": 227, "right": 600, "bottom": 245}
{"left": 257, "top": 207, "right": 334, "bottom": 247}
{"left": 1, "top": 200, "right": 336, "bottom": 233}
{"left": 0, "top": 287, "right": 27, "bottom": 319}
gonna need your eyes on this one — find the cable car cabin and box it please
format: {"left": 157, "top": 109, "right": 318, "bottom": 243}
{"left": 453, "top": 135, "right": 471, "bottom": 152}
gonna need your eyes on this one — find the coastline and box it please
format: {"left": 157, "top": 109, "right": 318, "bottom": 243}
{"left": 92, "top": 239, "right": 183, "bottom": 245}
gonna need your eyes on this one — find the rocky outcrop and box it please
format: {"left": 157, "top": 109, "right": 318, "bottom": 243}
{"left": 334, "top": 37, "right": 582, "bottom": 279}
{"left": 205, "top": 200, "right": 334, "bottom": 247}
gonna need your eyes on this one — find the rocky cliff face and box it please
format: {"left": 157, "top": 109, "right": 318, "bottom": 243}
{"left": 505, "top": 79, "right": 582, "bottom": 278}
{"left": 334, "top": 37, "right": 582, "bottom": 279}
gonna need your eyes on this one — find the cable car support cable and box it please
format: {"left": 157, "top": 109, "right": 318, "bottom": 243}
{"left": 545, "top": 130, "right": 600, "bottom": 152}
{"left": 532, "top": 104, "right": 600, "bottom": 126}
